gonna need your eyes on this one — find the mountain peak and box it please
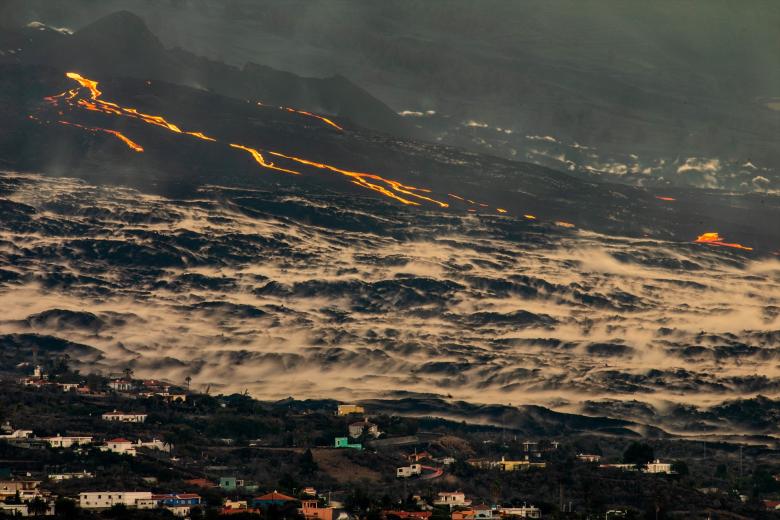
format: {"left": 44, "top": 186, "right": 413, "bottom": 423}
{"left": 73, "top": 10, "right": 162, "bottom": 53}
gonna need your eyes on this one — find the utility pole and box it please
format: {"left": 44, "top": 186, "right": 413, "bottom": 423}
{"left": 559, "top": 483, "right": 564, "bottom": 512}
{"left": 739, "top": 445, "right": 743, "bottom": 478}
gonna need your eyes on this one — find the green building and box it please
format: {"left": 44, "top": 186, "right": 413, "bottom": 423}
{"left": 334, "top": 437, "right": 362, "bottom": 450}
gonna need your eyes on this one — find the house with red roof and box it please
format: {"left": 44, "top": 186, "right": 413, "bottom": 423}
{"left": 253, "top": 491, "right": 297, "bottom": 509}
{"left": 383, "top": 511, "right": 432, "bottom": 520}
{"left": 765, "top": 500, "right": 780, "bottom": 511}
{"left": 301, "top": 499, "right": 336, "bottom": 520}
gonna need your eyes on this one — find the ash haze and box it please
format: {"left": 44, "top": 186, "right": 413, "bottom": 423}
{"left": 1, "top": 1, "right": 780, "bottom": 444}
{"left": 1, "top": 171, "right": 780, "bottom": 441}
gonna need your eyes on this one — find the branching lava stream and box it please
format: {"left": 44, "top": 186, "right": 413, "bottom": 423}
{"left": 42, "top": 72, "right": 470, "bottom": 209}
{"left": 35, "top": 71, "right": 755, "bottom": 252}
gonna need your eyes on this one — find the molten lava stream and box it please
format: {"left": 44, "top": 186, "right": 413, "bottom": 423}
{"left": 45, "top": 72, "right": 502, "bottom": 212}
{"left": 694, "top": 232, "right": 753, "bottom": 251}
{"left": 267, "top": 151, "right": 449, "bottom": 207}
{"left": 229, "top": 144, "right": 300, "bottom": 175}
{"left": 283, "top": 107, "right": 343, "bottom": 131}
{"left": 58, "top": 121, "right": 143, "bottom": 152}
{"left": 257, "top": 101, "right": 343, "bottom": 131}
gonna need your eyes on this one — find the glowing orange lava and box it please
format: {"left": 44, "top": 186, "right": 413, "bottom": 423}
{"left": 66, "top": 72, "right": 101, "bottom": 99}
{"left": 524, "top": 214, "right": 537, "bottom": 220}
{"left": 268, "top": 151, "right": 448, "bottom": 207}
{"left": 186, "top": 131, "right": 217, "bottom": 142}
{"left": 655, "top": 196, "right": 676, "bottom": 201}
{"left": 555, "top": 220, "right": 575, "bottom": 228}
{"left": 694, "top": 232, "right": 753, "bottom": 251}
{"left": 58, "top": 120, "right": 143, "bottom": 152}
{"left": 229, "top": 144, "right": 300, "bottom": 175}
{"left": 283, "top": 107, "right": 343, "bottom": 131}
{"left": 257, "top": 101, "right": 343, "bottom": 131}
{"left": 39, "top": 72, "right": 518, "bottom": 214}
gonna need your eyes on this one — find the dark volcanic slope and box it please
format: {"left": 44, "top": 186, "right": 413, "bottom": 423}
{"left": 6, "top": 2, "right": 778, "bottom": 193}
{"left": 0, "top": 11, "right": 418, "bottom": 138}
{"left": 1, "top": 171, "right": 779, "bottom": 440}
{"left": 0, "top": 63, "right": 778, "bottom": 253}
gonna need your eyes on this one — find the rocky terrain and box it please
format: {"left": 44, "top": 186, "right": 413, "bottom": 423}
{"left": 1, "top": 170, "right": 778, "bottom": 442}
{"left": 0, "top": 9, "right": 778, "bottom": 445}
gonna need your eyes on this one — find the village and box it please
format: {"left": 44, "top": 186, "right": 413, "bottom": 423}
{"left": 0, "top": 361, "right": 778, "bottom": 519}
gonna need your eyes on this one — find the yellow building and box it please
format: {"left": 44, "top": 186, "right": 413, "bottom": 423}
{"left": 337, "top": 404, "right": 365, "bottom": 416}
{"left": 498, "top": 457, "right": 546, "bottom": 471}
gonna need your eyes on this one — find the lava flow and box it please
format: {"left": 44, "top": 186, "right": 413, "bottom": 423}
{"left": 58, "top": 120, "right": 143, "bottom": 152}
{"left": 694, "top": 232, "right": 753, "bottom": 251}
{"left": 555, "top": 220, "right": 575, "bottom": 228}
{"left": 282, "top": 107, "right": 343, "bottom": 131}
{"left": 268, "top": 151, "right": 448, "bottom": 207}
{"left": 42, "top": 72, "right": 466, "bottom": 208}
{"left": 41, "top": 72, "right": 756, "bottom": 241}
{"left": 53, "top": 73, "right": 216, "bottom": 143}
{"left": 229, "top": 144, "right": 300, "bottom": 176}
{"left": 257, "top": 102, "right": 343, "bottom": 131}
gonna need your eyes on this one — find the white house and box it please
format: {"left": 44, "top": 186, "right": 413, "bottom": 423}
{"left": 109, "top": 379, "right": 134, "bottom": 392}
{"left": 0, "top": 504, "right": 31, "bottom": 517}
{"left": 102, "top": 411, "right": 147, "bottom": 423}
{"left": 47, "top": 470, "right": 94, "bottom": 481}
{"left": 433, "top": 491, "right": 471, "bottom": 508}
{"left": 469, "top": 505, "right": 497, "bottom": 520}
{"left": 139, "top": 439, "right": 170, "bottom": 452}
{"left": 0, "top": 502, "right": 54, "bottom": 517}
{"left": 645, "top": 459, "right": 673, "bottom": 474}
{"left": 576, "top": 453, "right": 602, "bottom": 463}
{"left": 43, "top": 435, "right": 93, "bottom": 448}
{"left": 0, "top": 429, "right": 33, "bottom": 440}
{"left": 498, "top": 505, "right": 541, "bottom": 519}
{"left": 79, "top": 491, "right": 152, "bottom": 509}
{"left": 396, "top": 464, "right": 422, "bottom": 478}
{"left": 348, "top": 419, "right": 380, "bottom": 438}
{"left": 103, "top": 438, "right": 137, "bottom": 456}
{"left": 102, "top": 438, "right": 170, "bottom": 457}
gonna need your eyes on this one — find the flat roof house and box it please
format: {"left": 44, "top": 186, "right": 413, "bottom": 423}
{"left": 101, "top": 411, "right": 147, "bottom": 423}
{"left": 433, "top": 491, "right": 471, "bottom": 508}
{"left": 79, "top": 491, "right": 153, "bottom": 509}
{"left": 42, "top": 435, "right": 93, "bottom": 448}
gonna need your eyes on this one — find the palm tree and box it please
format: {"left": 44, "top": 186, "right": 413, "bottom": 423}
{"left": 185, "top": 376, "right": 192, "bottom": 391}
{"left": 123, "top": 367, "right": 134, "bottom": 380}
{"left": 28, "top": 497, "right": 49, "bottom": 516}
